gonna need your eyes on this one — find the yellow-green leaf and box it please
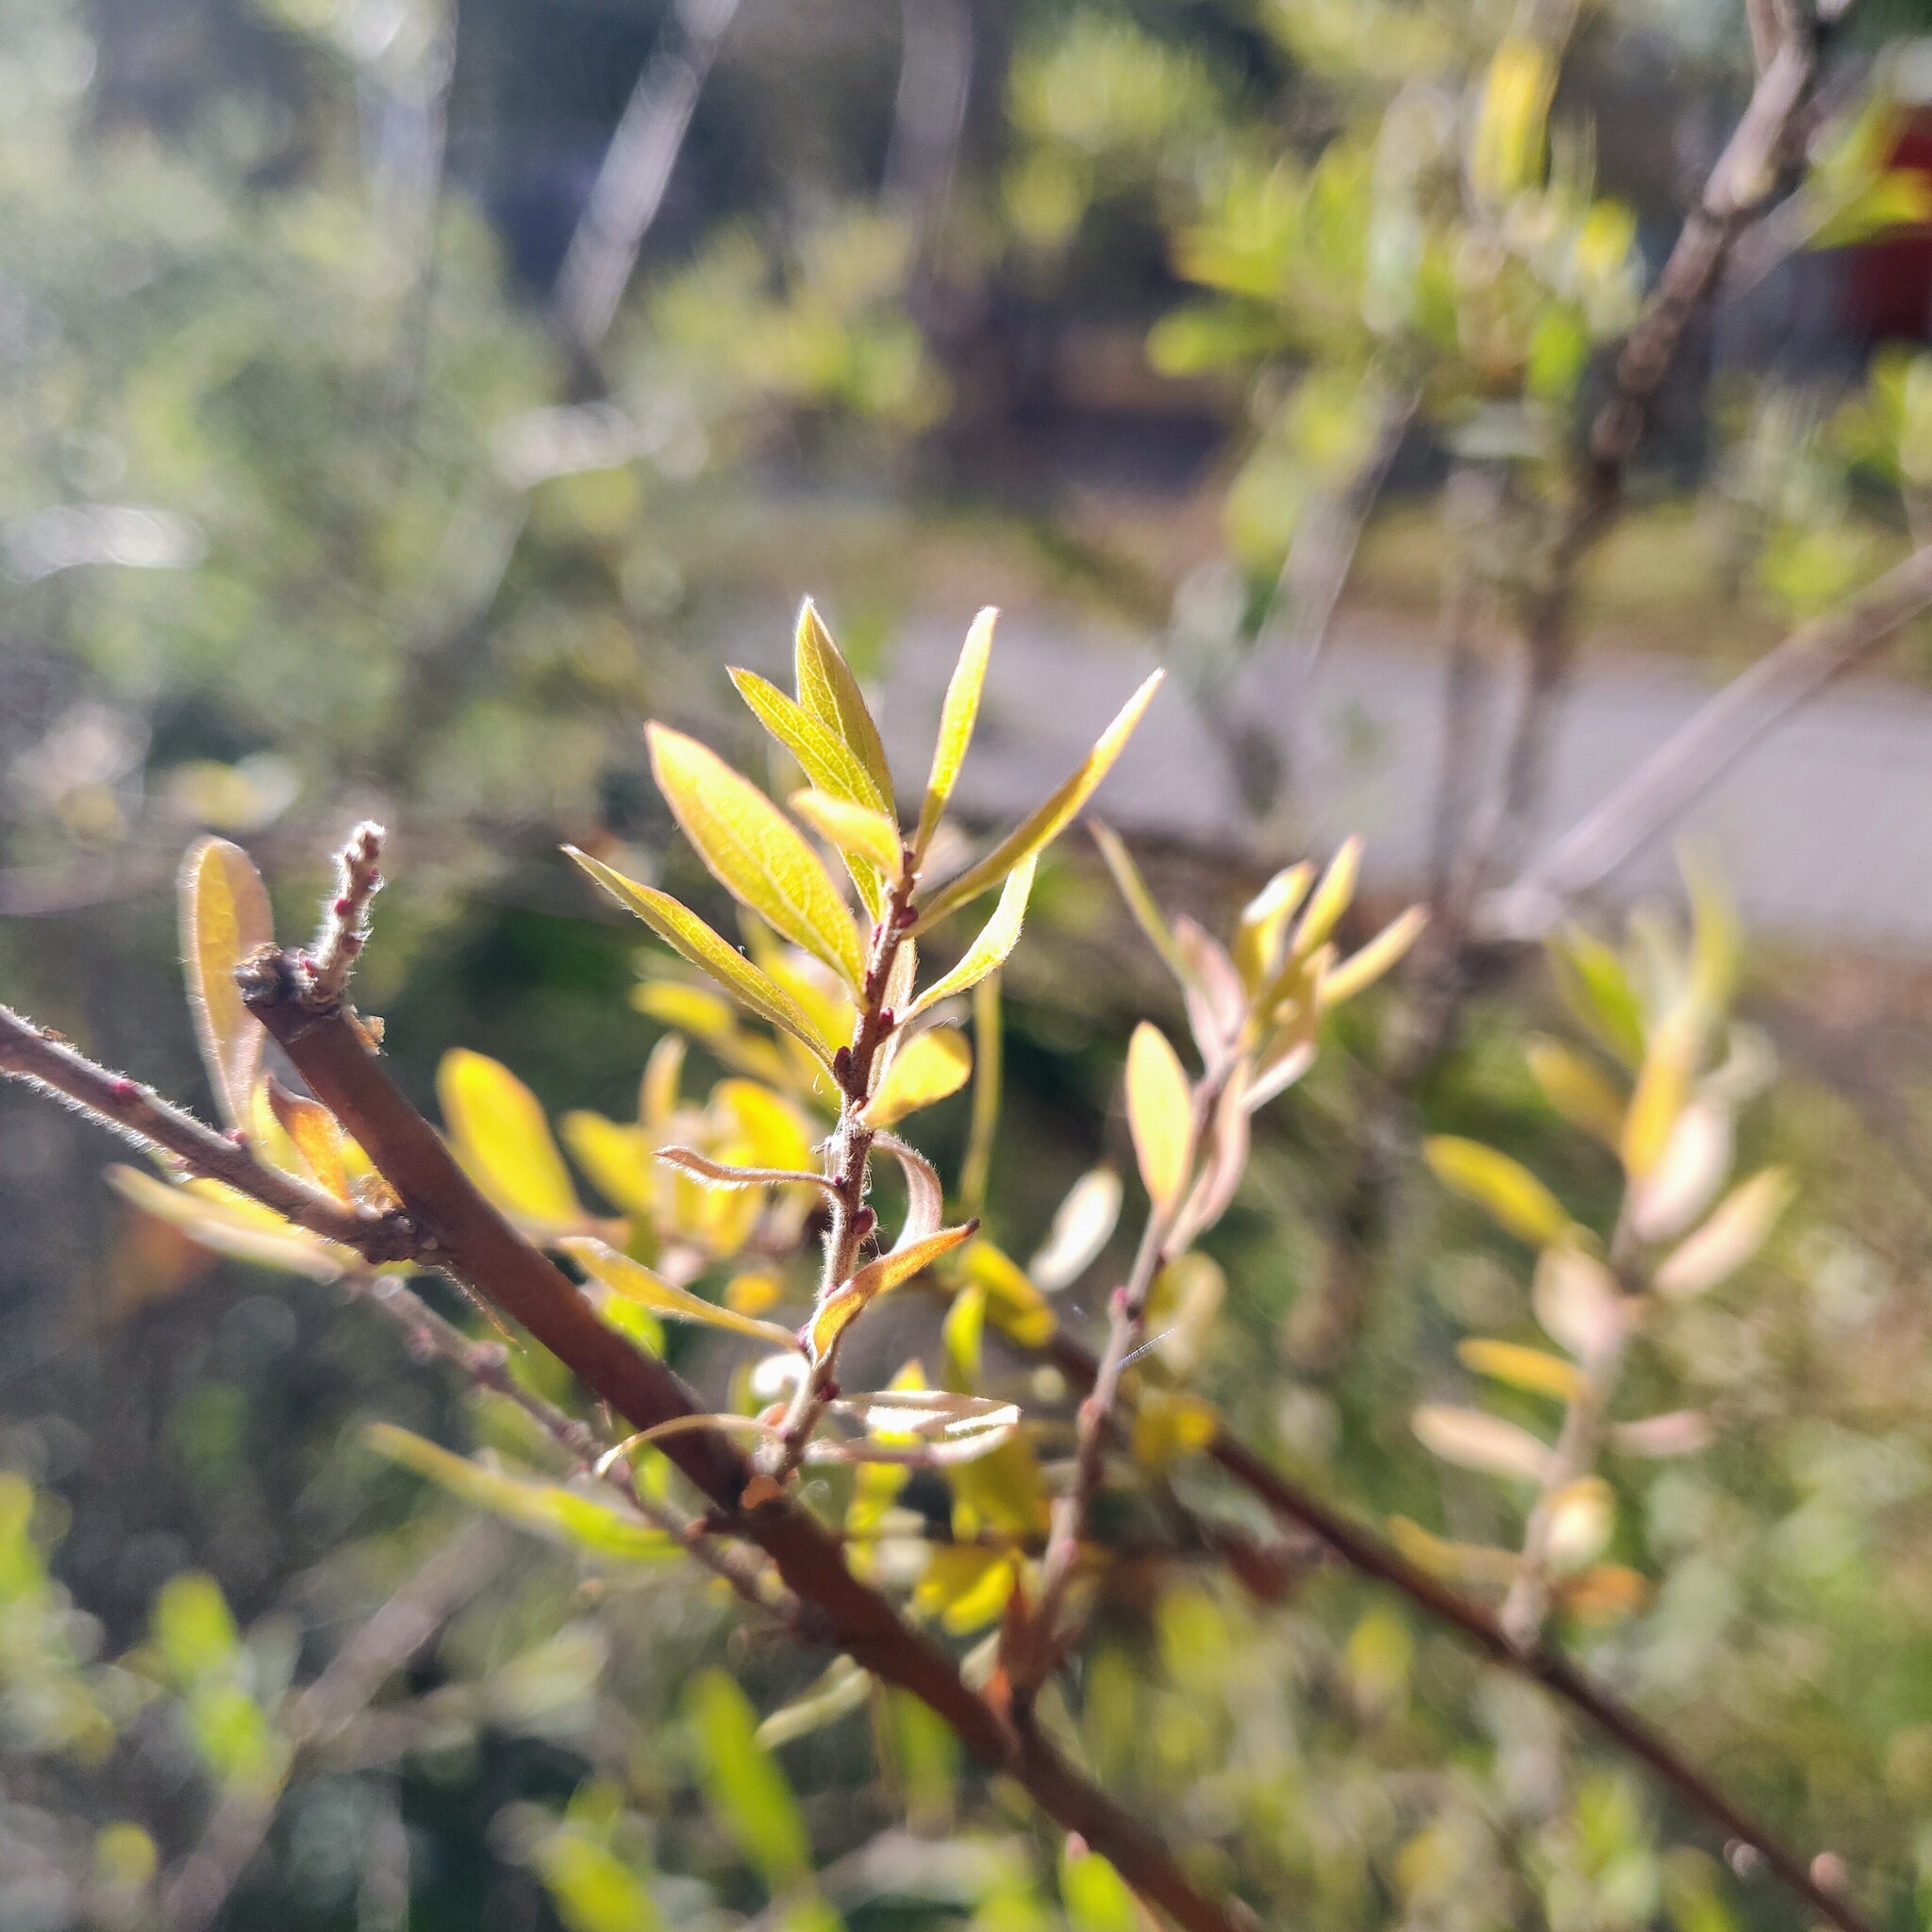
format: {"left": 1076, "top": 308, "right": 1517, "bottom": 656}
{"left": 108, "top": 1166, "right": 347, "bottom": 1281}
{"left": 911, "top": 671, "right": 1162, "bottom": 934}
{"left": 1621, "top": 1014, "right": 1695, "bottom": 1180}
{"left": 1424, "top": 1135, "right": 1578, "bottom": 1250}
{"left": 438, "top": 1049, "right": 584, "bottom": 1230}
{"left": 1387, "top": 1516, "right": 1521, "bottom": 1588}
{"left": 1091, "top": 819, "right": 1190, "bottom": 984}
{"left": 1654, "top": 1166, "right": 1794, "bottom": 1298}
{"left": 1550, "top": 925, "right": 1645, "bottom": 1068}
{"left": 561, "top": 1238, "right": 803, "bottom": 1351}
{"left": 1126, "top": 1022, "right": 1193, "bottom": 1212}
{"left": 916, "top": 607, "right": 995, "bottom": 858}
{"left": 955, "top": 1238, "right": 1056, "bottom": 1347}
{"left": 1233, "top": 860, "right": 1314, "bottom": 990}
{"left": 809, "top": 1223, "right": 976, "bottom": 1360}
{"left": 567, "top": 849, "right": 836, "bottom": 1066}
{"left": 1027, "top": 1166, "right": 1123, "bottom": 1291}
{"left": 179, "top": 838, "right": 274, "bottom": 1128}
{"left": 754, "top": 1656, "right": 874, "bottom": 1750}
{"left": 560, "top": 1111, "right": 657, "bottom": 1218}
{"left": 1457, "top": 1339, "right": 1586, "bottom": 1403}
{"left": 904, "top": 853, "right": 1036, "bottom": 1022}
{"left": 862, "top": 1026, "right": 972, "bottom": 1128}
{"left": 1292, "top": 836, "right": 1361, "bottom": 958}
{"left": 790, "top": 789, "right": 903, "bottom": 877}
{"left": 1526, "top": 1038, "right": 1625, "bottom": 1145}
{"left": 730, "top": 667, "right": 887, "bottom": 813}
{"left": 366, "top": 1424, "right": 673, "bottom": 1564}
{"left": 1412, "top": 1405, "right": 1555, "bottom": 1483}
{"left": 646, "top": 725, "right": 864, "bottom": 989}
{"left": 264, "top": 1079, "right": 351, "bottom": 1206}
{"left": 794, "top": 598, "right": 893, "bottom": 809}
{"left": 1322, "top": 906, "right": 1426, "bottom": 1008}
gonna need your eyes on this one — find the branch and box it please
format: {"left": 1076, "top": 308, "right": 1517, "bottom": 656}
{"left": 0, "top": 1005, "right": 416, "bottom": 1262}
{"left": 1483, "top": 535, "right": 1932, "bottom": 939}
{"left": 226, "top": 948, "right": 1245, "bottom": 1932}
{"left": 1044, "top": 1332, "right": 1873, "bottom": 1932}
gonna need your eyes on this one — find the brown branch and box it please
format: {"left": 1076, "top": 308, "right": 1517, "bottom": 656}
{"left": 226, "top": 947, "right": 1243, "bottom": 1932}
{"left": 1484, "top": 534, "right": 1932, "bottom": 939}
{"left": 1044, "top": 1332, "right": 1873, "bottom": 1932}
{"left": 0, "top": 1005, "right": 416, "bottom": 1261}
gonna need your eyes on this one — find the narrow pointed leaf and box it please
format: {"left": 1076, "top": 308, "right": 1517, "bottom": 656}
{"left": 861, "top": 1026, "right": 971, "bottom": 1127}
{"left": 916, "top": 607, "right": 995, "bottom": 858}
{"left": 754, "top": 1657, "right": 874, "bottom": 1750}
{"left": 1233, "top": 860, "right": 1314, "bottom": 988}
{"left": 1526, "top": 1038, "right": 1626, "bottom": 1145}
{"left": 872, "top": 1132, "right": 944, "bottom": 1247}
{"left": 1610, "top": 1410, "right": 1715, "bottom": 1457}
{"left": 1170, "top": 1060, "right": 1251, "bottom": 1252}
{"left": 1654, "top": 1166, "right": 1794, "bottom": 1298}
{"left": 905, "top": 855, "right": 1036, "bottom": 1021}
{"left": 790, "top": 789, "right": 903, "bottom": 877}
{"left": 1424, "top": 1136, "right": 1577, "bottom": 1249}
{"left": 179, "top": 837, "right": 274, "bottom": 1128}
{"left": 108, "top": 1166, "right": 346, "bottom": 1281}
{"left": 566, "top": 849, "right": 836, "bottom": 1066}
{"left": 560, "top": 1110, "right": 658, "bottom": 1218}
{"left": 1292, "top": 837, "right": 1361, "bottom": 957}
{"left": 438, "top": 1049, "right": 584, "bottom": 1229}
{"left": 1457, "top": 1339, "right": 1586, "bottom": 1403}
{"left": 1387, "top": 1516, "right": 1522, "bottom": 1588}
{"left": 1322, "top": 906, "right": 1427, "bottom": 1008}
{"left": 794, "top": 598, "right": 893, "bottom": 809}
{"left": 809, "top": 1223, "right": 976, "bottom": 1361}
{"left": 730, "top": 666, "right": 887, "bottom": 811}
{"left": 911, "top": 671, "right": 1162, "bottom": 934}
{"left": 1412, "top": 1405, "right": 1557, "bottom": 1482}
{"left": 654, "top": 1146, "right": 833, "bottom": 1193}
{"left": 1091, "top": 819, "right": 1189, "bottom": 983}
{"left": 563, "top": 1237, "right": 803, "bottom": 1351}
{"left": 1631, "top": 1098, "right": 1733, "bottom": 1241}
{"left": 1126, "top": 1022, "right": 1193, "bottom": 1211}
{"left": 647, "top": 724, "right": 864, "bottom": 988}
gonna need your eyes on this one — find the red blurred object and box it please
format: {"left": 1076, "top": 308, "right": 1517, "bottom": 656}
{"left": 1845, "top": 113, "right": 1932, "bottom": 341}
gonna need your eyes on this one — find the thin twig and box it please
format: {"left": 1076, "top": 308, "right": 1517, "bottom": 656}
{"left": 1043, "top": 1331, "right": 1874, "bottom": 1932}
{"left": 308, "top": 821, "right": 385, "bottom": 1009}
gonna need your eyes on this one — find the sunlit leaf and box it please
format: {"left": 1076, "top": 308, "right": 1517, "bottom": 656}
{"left": 1387, "top": 1517, "right": 1521, "bottom": 1588}
{"left": 1550, "top": 926, "right": 1646, "bottom": 1068}
{"left": 654, "top": 1146, "right": 829, "bottom": 1193}
{"left": 1526, "top": 1038, "right": 1625, "bottom": 1145}
{"left": 730, "top": 666, "right": 888, "bottom": 813}
{"left": 861, "top": 1026, "right": 971, "bottom": 1128}
{"left": 366, "top": 1424, "right": 674, "bottom": 1563}
{"left": 561, "top": 1111, "right": 658, "bottom": 1218}
{"left": 830, "top": 1389, "right": 1022, "bottom": 1442}
{"left": 911, "top": 671, "right": 1162, "bottom": 933}
{"left": 795, "top": 598, "right": 895, "bottom": 811}
{"left": 688, "top": 1668, "right": 813, "bottom": 1889}
{"left": 1291, "top": 836, "right": 1361, "bottom": 958}
{"left": 1470, "top": 39, "right": 1554, "bottom": 203}
{"left": 1322, "top": 905, "right": 1426, "bottom": 1008}
{"left": 646, "top": 725, "right": 864, "bottom": 989}
{"left": 262, "top": 1079, "right": 351, "bottom": 1206}
{"left": 1654, "top": 1167, "right": 1794, "bottom": 1298}
{"left": 568, "top": 850, "right": 837, "bottom": 1066}
{"left": 912, "top": 1546, "right": 1016, "bottom": 1634}
{"left": 562, "top": 1238, "right": 803, "bottom": 1351}
{"left": 1622, "top": 1014, "right": 1696, "bottom": 1181}
{"left": 1457, "top": 1339, "right": 1585, "bottom": 1403}
{"left": 1144, "top": 1250, "right": 1224, "bottom": 1375}
{"left": 808, "top": 1224, "right": 976, "bottom": 1360}
{"left": 108, "top": 1166, "right": 348, "bottom": 1281}
{"left": 1027, "top": 1166, "right": 1123, "bottom": 1291}
{"left": 1610, "top": 1410, "right": 1715, "bottom": 1457}
{"left": 1544, "top": 1476, "right": 1615, "bottom": 1572}
{"left": 916, "top": 607, "right": 995, "bottom": 858}
{"left": 1132, "top": 1389, "right": 1220, "bottom": 1471}
{"left": 531, "top": 1824, "right": 666, "bottom": 1932}
{"left": 1059, "top": 1842, "right": 1141, "bottom": 1932}
{"left": 1424, "top": 1136, "right": 1578, "bottom": 1250}
{"left": 1171, "top": 1061, "right": 1250, "bottom": 1251}
{"left": 1533, "top": 1248, "right": 1624, "bottom": 1362}
{"left": 1091, "top": 819, "right": 1189, "bottom": 983}
{"left": 1412, "top": 1405, "right": 1556, "bottom": 1482}
{"left": 439, "top": 1049, "right": 584, "bottom": 1230}
{"left": 1557, "top": 1563, "right": 1650, "bottom": 1624}
{"left": 790, "top": 789, "right": 903, "bottom": 878}
{"left": 179, "top": 837, "right": 273, "bottom": 1128}
{"left": 1233, "top": 859, "right": 1314, "bottom": 990}
{"left": 1631, "top": 1098, "right": 1733, "bottom": 1241}
{"left": 755, "top": 1656, "right": 873, "bottom": 1750}
{"left": 904, "top": 853, "right": 1037, "bottom": 1023}
{"left": 873, "top": 1132, "right": 944, "bottom": 1247}
{"left": 1126, "top": 1022, "right": 1193, "bottom": 1212}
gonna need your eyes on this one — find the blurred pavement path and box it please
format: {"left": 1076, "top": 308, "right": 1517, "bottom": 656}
{"left": 869, "top": 611, "right": 1932, "bottom": 951}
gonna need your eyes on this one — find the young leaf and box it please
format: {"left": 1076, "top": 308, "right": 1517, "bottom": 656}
{"left": 861, "top": 1026, "right": 972, "bottom": 1128}
{"left": 108, "top": 1167, "right": 347, "bottom": 1282}
{"left": 1027, "top": 1166, "right": 1123, "bottom": 1291}
{"left": 1610, "top": 1410, "right": 1715, "bottom": 1457}
{"left": 567, "top": 849, "right": 836, "bottom": 1066}
{"left": 1551, "top": 925, "right": 1646, "bottom": 1068}
{"left": 1544, "top": 1476, "right": 1615, "bottom": 1572}
{"left": 916, "top": 607, "right": 995, "bottom": 859}
{"left": 790, "top": 790, "right": 903, "bottom": 878}
{"left": 1424, "top": 1136, "right": 1578, "bottom": 1250}
{"left": 1532, "top": 1248, "right": 1624, "bottom": 1362}
{"left": 1126, "top": 1022, "right": 1193, "bottom": 1212}
{"left": 1526, "top": 1038, "right": 1626, "bottom": 1145}
{"left": 956, "top": 1238, "right": 1056, "bottom": 1347}
{"left": 366, "top": 1424, "right": 674, "bottom": 1563}
{"left": 561, "top": 1111, "right": 658, "bottom": 1218}
{"left": 1654, "top": 1166, "right": 1794, "bottom": 1298}
{"left": 903, "top": 854, "right": 1036, "bottom": 1022}
{"left": 1170, "top": 1060, "right": 1251, "bottom": 1252}
{"left": 562, "top": 1238, "right": 804, "bottom": 1352}
{"left": 654, "top": 1146, "right": 832, "bottom": 1193}
{"left": 1233, "top": 860, "right": 1314, "bottom": 990}
{"left": 1387, "top": 1517, "right": 1522, "bottom": 1588}
{"left": 264, "top": 1078, "right": 351, "bottom": 1207}
{"left": 910, "top": 671, "right": 1162, "bottom": 934}
{"left": 179, "top": 837, "right": 274, "bottom": 1128}
{"left": 688, "top": 1669, "right": 814, "bottom": 1889}
{"left": 1291, "top": 836, "right": 1361, "bottom": 957}
{"left": 439, "top": 1049, "right": 584, "bottom": 1230}
{"left": 1091, "top": 819, "right": 1190, "bottom": 983}
{"left": 1412, "top": 1405, "right": 1556, "bottom": 1483}
{"left": 1457, "top": 1339, "right": 1586, "bottom": 1403}
{"left": 647, "top": 725, "right": 864, "bottom": 989}
{"left": 754, "top": 1656, "right": 874, "bottom": 1750}
{"left": 1322, "top": 905, "right": 1427, "bottom": 1008}
{"left": 794, "top": 599, "right": 894, "bottom": 810}
{"left": 872, "top": 1132, "right": 944, "bottom": 1247}
{"left": 1621, "top": 1014, "right": 1696, "bottom": 1180}
{"left": 730, "top": 667, "right": 888, "bottom": 813}
{"left": 809, "top": 1223, "right": 976, "bottom": 1360}
{"left": 1630, "top": 1098, "right": 1733, "bottom": 1241}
